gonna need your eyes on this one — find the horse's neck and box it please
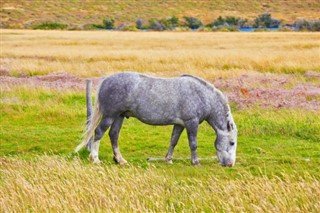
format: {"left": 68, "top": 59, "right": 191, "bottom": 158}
{"left": 208, "top": 93, "right": 231, "bottom": 132}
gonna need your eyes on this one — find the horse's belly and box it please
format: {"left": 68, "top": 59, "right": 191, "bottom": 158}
{"left": 123, "top": 109, "right": 184, "bottom": 126}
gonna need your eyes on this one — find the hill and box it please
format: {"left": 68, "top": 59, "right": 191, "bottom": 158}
{"left": 1, "top": 0, "right": 320, "bottom": 28}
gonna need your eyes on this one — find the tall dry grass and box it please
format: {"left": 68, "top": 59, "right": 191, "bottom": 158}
{"left": 1, "top": 156, "right": 319, "bottom": 212}
{"left": 1, "top": 30, "right": 319, "bottom": 80}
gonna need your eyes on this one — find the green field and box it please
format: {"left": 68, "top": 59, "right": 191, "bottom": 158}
{"left": 1, "top": 30, "right": 320, "bottom": 212}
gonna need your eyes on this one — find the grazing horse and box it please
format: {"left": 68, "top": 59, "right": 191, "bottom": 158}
{"left": 75, "top": 72, "right": 237, "bottom": 167}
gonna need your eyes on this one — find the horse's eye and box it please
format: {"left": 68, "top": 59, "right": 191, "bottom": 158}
{"left": 230, "top": 142, "right": 235, "bottom": 146}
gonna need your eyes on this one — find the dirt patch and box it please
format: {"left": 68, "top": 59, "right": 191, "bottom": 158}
{"left": 0, "top": 72, "right": 100, "bottom": 91}
{"left": 1, "top": 71, "right": 319, "bottom": 111}
{"left": 213, "top": 72, "right": 320, "bottom": 111}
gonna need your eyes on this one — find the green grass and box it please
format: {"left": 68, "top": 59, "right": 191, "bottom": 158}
{"left": 1, "top": 86, "right": 319, "bottom": 171}
{"left": 1, "top": 86, "right": 320, "bottom": 211}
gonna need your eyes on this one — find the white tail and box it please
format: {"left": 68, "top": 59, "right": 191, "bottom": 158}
{"left": 75, "top": 97, "right": 102, "bottom": 153}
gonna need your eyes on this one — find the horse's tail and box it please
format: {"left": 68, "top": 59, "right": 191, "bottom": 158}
{"left": 75, "top": 85, "right": 102, "bottom": 153}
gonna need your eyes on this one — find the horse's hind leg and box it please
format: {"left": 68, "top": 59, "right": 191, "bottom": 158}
{"left": 109, "top": 116, "right": 127, "bottom": 165}
{"left": 90, "top": 116, "right": 114, "bottom": 164}
{"left": 165, "top": 125, "right": 184, "bottom": 164}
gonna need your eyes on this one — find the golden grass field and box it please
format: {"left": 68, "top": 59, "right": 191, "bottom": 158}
{"left": 2, "top": 30, "right": 320, "bottom": 79}
{"left": 1, "top": 156, "right": 319, "bottom": 212}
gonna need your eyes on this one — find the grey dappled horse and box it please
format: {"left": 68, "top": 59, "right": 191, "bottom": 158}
{"left": 75, "top": 72, "right": 237, "bottom": 167}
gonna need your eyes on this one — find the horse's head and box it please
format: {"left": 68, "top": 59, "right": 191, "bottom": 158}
{"left": 215, "top": 119, "right": 237, "bottom": 167}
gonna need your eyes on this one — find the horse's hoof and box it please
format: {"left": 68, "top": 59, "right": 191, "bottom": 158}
{"left": 92, "top": 158, "right": 101, "bottom": 164}
{"left": 165, "top": 159, "right": 173, "bottom": 164}
{"left": 93, "top": 159, "right": 101, "bottom": 165}
{"left": 114, "top": 156, "right": 128, "bottom": 165}
{"left": 119, "top": 160, "right": 128, "bottom": 165}
{"left": 90, "top": 155, "right": 101, "bottom": 164}
{"left": 192, "top": 160, "right": 201, "bottom": 166}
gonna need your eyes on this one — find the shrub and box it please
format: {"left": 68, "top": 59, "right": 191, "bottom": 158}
{"left": 148, "top": 18, "right": 166, "bottom": 31}
{"left": 209, "top": 16, "right": 247, "bottom": 29}
{"left": 253, "top": 12, "right": 280, "bottom": 28}
{"left": 183, "top": 16, "right": 203, "bottom": 30}
{"left": 225, "top": 16, "right": 240, "bottom": 26}
{"left": 294, "top": 19, "right": 320, "bottom": 31}
{"left": 166, "top": 16, "right": 179, "bottom": 29}
{"left": 211, "top": 16, "right": 225, "bottom": 27}
{"left": 136, "top": 18, "right": 143, "bottom": 29}
{"left": 237, "top": 18, "right": 250, "bottom": 28}
{"left": 33, "top": 22, "right": 68, "bottom": 30}
{"left": 147, "top": 16, "right": 180, "bottom": 31}
{"left": 103, "top": 18, "right": 115, "bottom": 29}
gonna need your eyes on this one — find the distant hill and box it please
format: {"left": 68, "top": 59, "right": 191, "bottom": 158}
{"left": 1, "top": 0, "right": 319, "bottom": 28}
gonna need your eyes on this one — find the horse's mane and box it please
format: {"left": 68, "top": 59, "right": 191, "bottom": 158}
{"left": 180, "top": 74, "right": 215, "bottom": 91}
{"left": 180, "top": 74, "right": 232, "bottom": 121}
{"left": 181, "top": 74, "right": 229, "bottom": 105}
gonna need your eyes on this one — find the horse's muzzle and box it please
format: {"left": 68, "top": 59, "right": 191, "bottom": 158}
{"left": 222, "top": 160, "right": 235, "bottom": 167}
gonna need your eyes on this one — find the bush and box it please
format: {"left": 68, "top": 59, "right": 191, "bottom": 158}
{"left": 294, "top": 19, "right": 320, "bottom": 31}
{"left": 253, "top": 12, "right": 280, "bottom": 28}
{"left": 136, "top": 18, "right": 144, "bottom": 29}
{"left": 148, "top": 16, "right": 180, "bottom": 31}
{"left": 183, "top": 16, "right": 203, "bottom": 30}
{"left": 237, "top": 18, "right": 250, "bottom": 28}
{"left": 103, "top": 18, "right": 115, "bottom": 29}
{"left": 209, "top": 16, "right": 247, "bottom": 29}
{"left": 225, "top": 16, "right": 240, "bottom": 26}
{"left": 148, "top": 18, "right": 166, "bottom": 31}
{"left": 166, "top": 16, "right": 179, "bottom": 29}
{"left": 33, "top": 22, "right": 68, "bottom": 30}
{"left": 211, "top": 16, "right": 225, "bottom": 27}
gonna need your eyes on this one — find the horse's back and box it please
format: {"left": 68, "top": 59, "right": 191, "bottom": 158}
{"left": 97, "top": 72, "right": 214, "bottom": 124}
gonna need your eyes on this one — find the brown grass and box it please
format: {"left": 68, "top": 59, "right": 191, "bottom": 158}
{"left": 1, "top": 30, "right": 319, "bottom": 80}
{"left": 1, "top": 0, "right": 320, "bottom": 28}
{"left": 1, "top": 156, "right": 319, "bottom": 212}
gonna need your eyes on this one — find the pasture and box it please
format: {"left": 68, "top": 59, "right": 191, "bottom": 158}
{"left": 1, "top": 30, "right": 320, "bottom": 212}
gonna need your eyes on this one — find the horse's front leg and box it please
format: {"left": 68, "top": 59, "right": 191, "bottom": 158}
{"left": 185, "top": 119, "right": 200, "bottom": 166}
{"left": 109, "top": 116, "right": 127, "bottom": 165}
{"left": 165, "top": 125, "right": 184, "bottom": 164}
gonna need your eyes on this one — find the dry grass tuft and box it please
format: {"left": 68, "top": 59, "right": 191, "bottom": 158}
{"left": 1, "top": 156, "right": 319, "bottom": 212}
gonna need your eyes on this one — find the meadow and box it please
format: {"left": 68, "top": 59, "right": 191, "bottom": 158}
{"left": 1, "top": 30, "right": 320, "bottom": 212}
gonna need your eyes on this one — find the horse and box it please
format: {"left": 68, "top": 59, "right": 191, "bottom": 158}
{"left": 75, "top": 72, "right": 237, "bottom": 167}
